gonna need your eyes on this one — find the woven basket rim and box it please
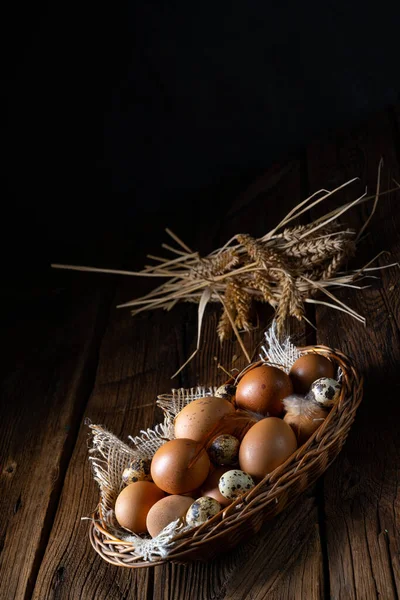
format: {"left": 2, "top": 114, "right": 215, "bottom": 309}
{"left": 89, "top": 344, "right": 363, "bottom": 568}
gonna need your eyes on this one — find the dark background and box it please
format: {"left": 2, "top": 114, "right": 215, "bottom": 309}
{"left": 2, "top": 1, "right": 400, "bottom": 275}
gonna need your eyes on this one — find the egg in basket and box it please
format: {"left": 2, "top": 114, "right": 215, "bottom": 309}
{"left": 88, "top": 327, "right": 363, "bottom": 567}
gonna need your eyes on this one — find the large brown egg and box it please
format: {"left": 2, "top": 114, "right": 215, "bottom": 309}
{"left": 115, "top": 481, "right": 165, "bottom": 534}
{"left": 235, "top": 365, "right": 293, "bottom": 416}
{"left": 239, "top": 417, "right": 297, "bottom": 479}
{"left": 200, "top": 466, "right": 232, "bottom": 507}
{"left": 151, "top": 439, "right": 210, "bottom": 494}
{"left": 289, "top": 354, "right": 335, "bottom": 394}
{"left": 174, "top": 396, "right": 235, "bottom": 441}
{"left": 146, "top": 495, "right": 194, "bottom": 538}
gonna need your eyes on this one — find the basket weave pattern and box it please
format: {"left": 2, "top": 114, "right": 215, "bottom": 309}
{"left": 89, "top": 345, "right": 363, "bottom": 568}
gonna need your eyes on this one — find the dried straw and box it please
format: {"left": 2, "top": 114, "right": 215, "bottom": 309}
{"left": 52, "top": 163, "right": 399, "bottom": 375}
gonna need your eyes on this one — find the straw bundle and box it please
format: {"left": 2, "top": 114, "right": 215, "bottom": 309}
{"left": 52, "top": 165, "right": 399, "bottom": 375}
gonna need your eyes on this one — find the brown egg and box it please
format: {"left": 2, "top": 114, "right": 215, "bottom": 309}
{"left": 235, "top": 365, "right": 293, "bottom": 416}
{"left": 146, "top": 495, "right": 194, "bottom": 538}
{"left": 239, "top": 417, "right": 297, "bottom": 479}
{"left": 151, "top": 439, "right": 210, "bottom": 494}
{"left": 174, "top": 396, "right": 235, "bottom": 442}
{"left": 114, "top": 481, "right": 165, "bottom": 534}
{"left": 289, "top": 354, "right": 335, "bottom": 394}
{"left": 200, "top": 466, "right": 232, "bottom": 507}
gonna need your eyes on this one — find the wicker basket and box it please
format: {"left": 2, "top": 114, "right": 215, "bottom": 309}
{"left": 89, "top": 345, "right": 363, "bottom": 568}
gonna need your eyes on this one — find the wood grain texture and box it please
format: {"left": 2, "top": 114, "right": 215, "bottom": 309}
{"left": 307, "top": 108, "right": 400, "bottom": 600}
{"left": 154, "top": 493, "right": 322, "bottom": 600}
{"left": 153, "top": 158, "right": 325, "bottom": 600}
{"left": 31, "top": 281, "right": 189, "bottom": 599}
{"left": 4, "top": 107, "right": 399, "bottom": 600}
{"left": 0, "top": 274, "right": 113, "bottom": 600}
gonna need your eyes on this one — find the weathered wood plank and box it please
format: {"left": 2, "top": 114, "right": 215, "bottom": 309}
{"left": 31, "top": 281, "right": 189, "bottom": 599}
{"left": 307, "top": 108, "right": 400, "bottom": 600}
{"left": 30, "top": 101, "right": 400, "bottom": 599}
{"left": 153, "top": 158, "right": 325, "bottom": 600}
{"left": 154, "top": 493, "right": 323, "bottom": 600}
{"left": 0, "top": 274, "right": 113, "bottom": 600}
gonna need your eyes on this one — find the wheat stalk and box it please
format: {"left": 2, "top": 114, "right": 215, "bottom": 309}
{"left": 52, "top": 161, "right": 398, "bottom": 375}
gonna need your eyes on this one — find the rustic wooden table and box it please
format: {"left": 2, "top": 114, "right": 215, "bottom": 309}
{"left": 1, "top": 107, "right": 400, "bottom": 600}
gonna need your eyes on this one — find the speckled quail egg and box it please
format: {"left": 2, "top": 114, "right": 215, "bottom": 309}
{"left": 186, "top": 496, "right": 221, "bottom": 527}
{"left": 208, "top": 434, "right": 240, "bottom": 466}
{"left": 122, "top": 457, "right": 152, "bottom": 485}
{"left": 306, "top": 377, "right": 341, "bottom": 408}
{"left": 215, "top": 384, "right": 236, "bottom": 401}
{"left": 218, "top": 469, "right": 255, "bottom": 500}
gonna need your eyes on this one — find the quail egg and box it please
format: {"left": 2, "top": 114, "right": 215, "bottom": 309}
{"left": 208, "top": 434, "right": 240, "bottom": 466}
{"left": 215, "top": 384, "right": 236, "bottom": 401}
{"left": 218, "top": 469, "right": 255, "bottom": 500}
{"left": 122, "top": 457, "right": 152, "bottom": 485}
{"left": 186, "top": 496, "right": 221, "bottom": 527}
{"left": 307, "top": 377, "right": 341, "bottom": 408}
